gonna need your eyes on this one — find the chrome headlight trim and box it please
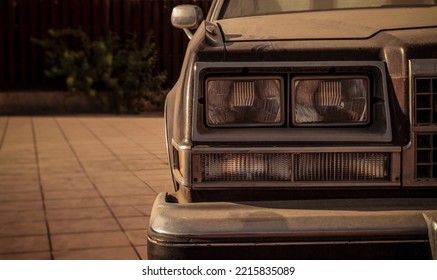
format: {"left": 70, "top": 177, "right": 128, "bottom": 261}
{"left": 193, "top": 61, "right": 392, "bottom": 143}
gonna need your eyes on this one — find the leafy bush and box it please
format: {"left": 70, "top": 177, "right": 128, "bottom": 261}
{"left": 32, "top": 28, "right": 166, "bottom": 113}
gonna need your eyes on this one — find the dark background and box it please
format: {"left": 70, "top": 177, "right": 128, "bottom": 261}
{"left": 0, "top": 0, "right": 213, "bottom": 90}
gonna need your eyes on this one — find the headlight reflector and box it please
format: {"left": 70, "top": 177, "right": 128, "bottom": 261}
{"left": 293, "top": 76, "right": 369, "bottom": 126}
{"left": 206, "top": 77, "right": 284, "bottom": 126}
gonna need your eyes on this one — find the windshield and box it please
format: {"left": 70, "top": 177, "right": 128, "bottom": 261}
{"left": 220, "top": 0, "right": 437, "bottom": 19}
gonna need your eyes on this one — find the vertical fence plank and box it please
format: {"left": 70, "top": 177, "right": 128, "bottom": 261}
{"left": 162, "top": 0, "right": 172, "bottom": 81}
{"left": 92, "top": 0, "right": 102, "bottom": 38}
{"left": 72, "top": 0, "right": 82, "bottom": 31}
{"left": 82, "top": 0, "right": 91, "bottom": 35}
{"left": 102, "top": 0, "right": 111, "bottom": 36}
{"left": 112, "top": 0, "right": 122, "bottom": 36}
{"left": 60, "top": 0, "right": 70, "bottom": 29}
{"left": 142, "top": 0, "right": 153, "bottom": 38}
{"left": 132, "top": 0, "right": 142, "bottom": 45}
{"left": 0, "top": 0, "right": 5, "bottom": 87}
{"left": 123, "top": 0, "right": 131, "bottom": 37}
{"left": 153, "top": 0, "right": 164, "bottom": 74}
{"left": 19, "top": 0, "right": 28, "bottom": 85}
{"left": 30, "top": 0, "right": 41, "bottom": 85}
{"left": 6, "top": 0, "right": 15, "bottom": 85}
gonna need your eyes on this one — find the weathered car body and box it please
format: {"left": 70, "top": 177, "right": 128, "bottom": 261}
{"left": 147, "top": 0, "right": 437, "bottom": 259}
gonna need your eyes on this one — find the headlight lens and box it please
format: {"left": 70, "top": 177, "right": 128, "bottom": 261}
{"left": 206, "top": 77, "right": 284, "bottom": 127}
{"left": 293, "top": 76, "right": 369, "bottom": 126}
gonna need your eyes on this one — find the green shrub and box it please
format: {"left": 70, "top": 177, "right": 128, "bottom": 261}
{"left": 32, "top": 28, "right": 166, "bottom": 113}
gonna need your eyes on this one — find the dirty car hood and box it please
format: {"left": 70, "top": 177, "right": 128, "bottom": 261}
{"left": 218, "top": 7, "right": 437, "bottom": 42}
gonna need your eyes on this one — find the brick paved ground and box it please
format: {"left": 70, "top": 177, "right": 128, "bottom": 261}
{"left": 0, "top": 114, "right": 172, "bottom": 260}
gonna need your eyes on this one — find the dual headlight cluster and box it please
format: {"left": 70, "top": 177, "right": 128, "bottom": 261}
{"left": 205, "top": 76, "right": 369, "bottom": 127}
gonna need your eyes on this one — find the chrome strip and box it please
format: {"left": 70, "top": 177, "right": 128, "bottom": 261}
{"left": 172, "top": 139, "right": 192, "bottom": 186}
{"left": 148, "top": 236, "right": 428, "bottom": 248}
{"left": 192, "top": 146, "right": 401, "bottom": 153}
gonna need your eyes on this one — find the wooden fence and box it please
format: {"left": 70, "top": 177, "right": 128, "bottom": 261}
{"left": 0, "top": 0, "right": 213, "bottom": 90}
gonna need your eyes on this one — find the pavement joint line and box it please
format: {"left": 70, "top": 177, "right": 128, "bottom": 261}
{"left": 31, "top": 117, "right": 55, "bottom": 260}
{"left": 54, "top": 116, "right": 143, "bottom": 260}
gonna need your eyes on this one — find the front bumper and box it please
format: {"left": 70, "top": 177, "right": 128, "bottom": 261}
{"left": 147, "top": 193, "right": 437, "bottom": 259}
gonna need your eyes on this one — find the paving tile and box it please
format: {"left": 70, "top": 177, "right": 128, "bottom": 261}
{"left": 0, "top": 174, "right": 39, "bottom": 183}
{"left": 0, "top": 236, "right": 50, "bottom": 254}
{"left": 105, "top": 195, "right": 157, "bottom": 207}
{"left": 126, "top": 230, "right": 147, "bottom": 246}
{"left": 91, "top": 177, "right": 147, "bottom": 190}
{"left": 43, "top": 189, "right": 100, "bottom": 200}
{"left": 45, "top": 197, "right": 106, "bottom": 210}
{"left": 41, "top": 175, "right": 95, "bottom": 191}
{"left": 0, "top": 163, "right": 38, "bottom": 173}
{"left": 142, "top": 179, "right": 174, "bottom": 194}
{"left": 80, "top": 161, "right": 129, "bottom": 173}
{"left": 49, "top": 218, "right": 120, "bottom": 234}
{"left": 0, "top": 221, "right": 47, "bottom": 237}
{"left": 0, "top": 210, "right": 46, "bottom": 223}
{"left": 0, "top": 252, "right": 52, "bottom": 260}
{"left": 39, "top": 164, "right": 83, "bottom": 175}
{"left": 74, "top": 150, "right": 113, "bottom": 158}
{"left": 117, "top": 217, "right": 149, "bottom": 231}
{"left": 40, "top": 172, "right": 90, "bottom": 183}
{"left": 111, "top": 205, "right": 152, "bottom": 218}
{"left": 0, "top": 201, "right": 44, "bottom": 211}
{"left": 135, "top": 169, "right": 170, "bottom": 180}
{"left": 98, "top": 186, "right": 155, "bottom": 197}
{"left": 53, "top": 247, "right": 139, "bottom": 260}
{"left": 46, "top": 207, "right": 112, "bottom": 221}
{"left": 0, "top": 180, "right": 41, "bottom": 192}
{"left": 0, "top": 191, "right": 42, "bottom": 202}
{"left": 51, "top": 231, "right": 131, "bottom": 250}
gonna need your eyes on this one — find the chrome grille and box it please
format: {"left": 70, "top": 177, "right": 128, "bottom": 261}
{"left": 201, "top": 153, "right": 292, "bottom": 181}
{"left": 199, "top": 152, "right": 391, "bottom": 183}
{"left": 416, "top": 133, "right": 437, "bottom": 180}
{"left": 294, "top": 152, "right": 390, "bottom": 181}
{"left": 415, "top": 77, "right": 437, "bottom": 125}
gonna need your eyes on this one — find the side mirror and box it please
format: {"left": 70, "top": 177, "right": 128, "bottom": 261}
{"left": 171, "top": 5, "right": 204, "bottom": 40}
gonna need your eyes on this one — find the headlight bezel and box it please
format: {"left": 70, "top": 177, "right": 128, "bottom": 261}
{"left": 193, "top": 62, "right": 392, "bottom": 144}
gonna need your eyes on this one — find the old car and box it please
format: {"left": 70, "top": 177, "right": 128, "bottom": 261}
{"left": 147, "top": 0, "right": 437, "bottom": 259}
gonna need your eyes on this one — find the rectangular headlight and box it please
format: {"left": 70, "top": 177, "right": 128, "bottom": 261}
{"left": 205, "top": 76, "right": 284, "bottom": 127}
{"left": 292, "top": 76, "right": 370, "bottom": 126}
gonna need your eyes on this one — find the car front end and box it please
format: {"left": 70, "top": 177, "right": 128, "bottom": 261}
{"left": 148, "top": 0, "right": 437, "bottom": 259}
